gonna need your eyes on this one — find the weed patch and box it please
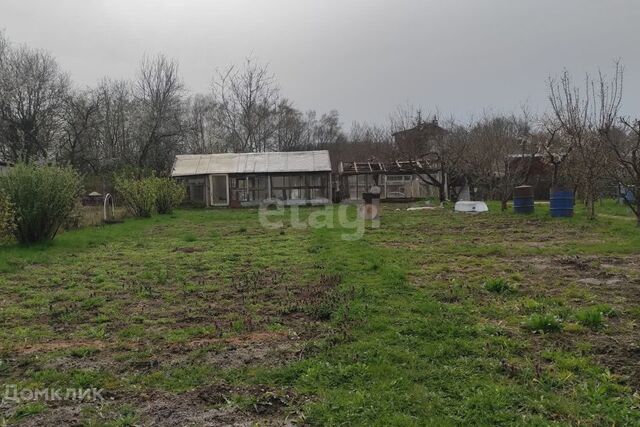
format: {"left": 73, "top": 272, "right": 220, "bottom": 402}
{"left": 484, "top": 277, "right": 514, "bottom": 294}
{"left": 524, "top": 314, "right": 563, "bottom": 333}
{"left": 575, "top": 307, "right": 606, "bottom": 330}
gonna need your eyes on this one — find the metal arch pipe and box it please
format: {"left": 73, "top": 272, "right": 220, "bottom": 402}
{"left": 103, "top": 193, "right": 115, "bottom": 222}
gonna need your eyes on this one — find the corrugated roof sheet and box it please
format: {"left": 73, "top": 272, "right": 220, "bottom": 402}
{"left": 171, "top": 150, "right": 332, "bottom": 177}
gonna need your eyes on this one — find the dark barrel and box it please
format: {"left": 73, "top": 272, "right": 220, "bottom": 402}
{"left": 362, "top": 192, "right": 374, "bottom": 204}
{"left": 550, "top": 189, "right": 574, "bottom": 217}
{"left": 513, "top": 185, "right": 534, "bottom": 214}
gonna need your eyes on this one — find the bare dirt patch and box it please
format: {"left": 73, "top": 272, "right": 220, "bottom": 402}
{"left": 172, "top": 246, "right": 205, "bottom": 253}
{"left": 12, "top": 339, "right": 106, "bottom": 355}
{"left": 522, "top": 254, "right": 640, "bottom": 302}
{"left": 500, "top": 253, "right": 640, "bottom": 390}
{"left": 14, "top": 384, "right": 304, "bottom": 427}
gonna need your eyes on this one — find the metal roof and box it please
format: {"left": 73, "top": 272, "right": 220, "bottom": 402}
{"left": 171, "top": 150, "right": 332, "bottom": 177}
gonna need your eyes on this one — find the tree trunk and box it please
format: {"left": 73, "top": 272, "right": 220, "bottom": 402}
{"left": 587, "top": 193, "right": 596, "bottom": 220}
{"left": 501, "top": 198, "right": 508, "bottom": 212}
{"left": 438, "top": 183, "right": 446, "bottom": 203}
{"left": 551, "top": 164, "right": 559, "bottom": 189}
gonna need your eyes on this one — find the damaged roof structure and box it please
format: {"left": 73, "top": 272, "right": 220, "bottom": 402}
{"left": 338, "top": 159, "right": 444, "bottom": 202}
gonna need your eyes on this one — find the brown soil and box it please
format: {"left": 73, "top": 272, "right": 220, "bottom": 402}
{"left": 13, "top": 340, "right": 107, "bottom": 355}
{"left": 16, "top": 384, "right": 304, "bottom": 427}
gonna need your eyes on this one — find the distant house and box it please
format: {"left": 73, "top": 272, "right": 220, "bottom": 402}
{"left": 171, "top": 151, "right": 332, "bottom": 207}
{"left": 392, "top": 118, "right": 448, "bottom": 157}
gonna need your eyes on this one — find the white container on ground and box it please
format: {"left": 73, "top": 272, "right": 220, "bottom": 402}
{"left": 454, "top": 201, "right": 489, "bottom": 213}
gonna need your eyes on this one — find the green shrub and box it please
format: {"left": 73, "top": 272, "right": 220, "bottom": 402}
{"left": 153, "top": 177, "right": 185, "bottom": 214}
{"left": 524, "top": 314, "right": 563, "bottom": 333}
{"left": 0, "top": 192, "right": 15, "bottom": 243}
{"left": 484, "top": 277, "right": 513, "bottom": 293}
{"left": 0, "top": 164, "right": 82, "bottom": 243}
{"left": 114, "top": 175, "right": 157, "bottom": 218}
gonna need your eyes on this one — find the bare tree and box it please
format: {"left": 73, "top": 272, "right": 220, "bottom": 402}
{"left": 211, "top": 58, "right": 279, "bottom": 152}
{"left": 0, "top": 31, "right": 8, "bottom": 67}
{"left": 96, "top": 78, "right": 136, "bottom": 171}
{"left": 57, "top": 89, "right": 101, "bottom": 172}
{"left": 584, "top": 64, "right": 640, "bottom": 225}
{"left": 0, "top": 31, "right": 9, "bottom": 161}
{"left": 134, "top": 54, "right": 185, "bottom": 172}
{"left": 615, "top": 118, "right": 640, "bottom": 224}
{"left": 584, "top": 64, "right": 623, "bottom": 217}
{"left": 440, "top": 121, "right": 471, "bottom": 202}
{"left": 312, "top": 110, "right": 343, "bottom": 146}
{"left": 274, "top": 99, "right": 307, "bottom": 151}
{"left": 465, "top": 115, "right": 535, "bottom": 210}
{"left": 184, "top": 94, "right": 223, "bottom": 154}
{"left": 388, "top": 103, "right": 428, "bottom": 135}
{"left": 0, "top": 44, "right": 69, "bottom": 163}
{"left": 537, "top": 118, "right": 568, "bottom": 188}
{"left": 314, "top": 120, "right": 389, "bottom": 171}
{"left": 349, "top": 121, "right": 391, "bottom": 146}
{"left": 548, "top": 64, "right": 622, "bottom": 219}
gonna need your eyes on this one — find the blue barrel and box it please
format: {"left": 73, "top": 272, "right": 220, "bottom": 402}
{"left": 513, "top": 185, "right": 534, "bottom": 214}
{"left": 550, "top": 189, "right": 574, "bottom": 217}
{"left": 621, "top": 189, "right": 635, "bottom": 204}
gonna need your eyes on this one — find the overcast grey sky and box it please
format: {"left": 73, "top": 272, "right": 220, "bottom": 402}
{"left": 1, "top": 0, "right": 639, "bottom": 127}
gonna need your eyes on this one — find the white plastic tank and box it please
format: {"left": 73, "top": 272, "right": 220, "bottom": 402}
{"left": 454, "top": 201, "right": 489, "bottom": 213}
